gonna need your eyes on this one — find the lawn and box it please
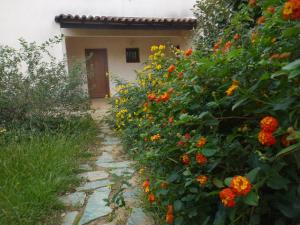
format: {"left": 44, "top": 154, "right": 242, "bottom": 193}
{"left": 0, "top": 117, "right": 97, "bottom": 225}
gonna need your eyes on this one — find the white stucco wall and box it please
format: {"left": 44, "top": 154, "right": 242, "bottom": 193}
{"left": 65, "top": 29, "right": 192, "bottom": 95}
{"left": 0, "top": 0, "right": 196, "bottom": 59}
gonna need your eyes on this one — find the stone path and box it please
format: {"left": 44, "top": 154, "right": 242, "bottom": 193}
{"left": 59, "top": 101, "right": 154, "bottom": 225}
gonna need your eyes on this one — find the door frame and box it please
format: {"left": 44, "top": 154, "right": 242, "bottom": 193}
{"left": 85, "top": 48, "right": 110, "bottom": 98}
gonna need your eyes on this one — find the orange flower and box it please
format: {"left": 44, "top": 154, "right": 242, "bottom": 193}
{"left": 184, "top": 48, "right": 193, "bottom": 57}
{"left": 222, "top": 41, "right": 232, "bottom": 53}
{"left": 196, "top": 153, "right": 207, "bottom": 165}
{"left": 160, "top": 92, "right": 170, "bottom": 102}
{"left": 148, "top": 193, "right": 155, "bottom": 203}
{"left": 213, "top": 39, "right": 222, "bottom": 52}
{"left": 168, "top": 64, "right": 176, "bottom": 73}
{"left": 267, "top": 6, "right": 275, "bottom": 14}
{"left": 234, "top": 34, "right": 241, "bottom": 40}
{"left": 219, "top": 188, "right": 236, "bottom": 207}
{"left": 258, "top": 131, "right": 276, "bottom": 146}
{"left": 197, "top": 137, "right": 206, "bottom": 148}
{"left": 226, "top": 80, "right": 239, "bottom": 96}
{"left": 249, "top": 0, "right": 256, "bottom": 7}
{"left": 168, "top": 117, "right": 174, "bottom": 123}
{"left": 151, "top": 134, "right": 161, "bottom": 142}
{"left": 260, "top": 116, "right": 279, "bottom": 132}
{"left": 283, "top": 0, "right": 300, "bottom": 20}
{"left": 197, "top": 175, "right": 208, "bottom": 186}
{"left": 142, "top": 180, "right": 150, "bottom": 193}
{"left": 257, "top": 16, "right": 265, "bottom": 25}
{"left": 181, "top": 154, "right": 190, "bottom": 165}
{"left": 166, "top": 205, "right": 174, "bottom": 224}
{"left": 147, "top": 93, "right": 156, "bottom": 101}
{"left": 230, "top": 176, "right": 252, "bottom": 196}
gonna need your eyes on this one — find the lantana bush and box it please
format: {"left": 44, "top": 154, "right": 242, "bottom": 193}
{"left": 110, "top": 1, "right": 300, "bottom": 224}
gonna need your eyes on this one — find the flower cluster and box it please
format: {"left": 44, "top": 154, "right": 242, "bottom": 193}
{"left": 283, "top": 0, "right": 300, "bottom": 20}
{"left": 226, "top": 80, "right": 239, "bottom": 96}
{"left": 219, "top": 176, "right": 252, "bottom": 207}
{"left": 258, "top": 116, "right": 278, "bottom": 146}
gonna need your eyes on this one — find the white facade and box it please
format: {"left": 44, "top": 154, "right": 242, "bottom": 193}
{"left": 0, "top": 0, "right": 196, "bottom": 96}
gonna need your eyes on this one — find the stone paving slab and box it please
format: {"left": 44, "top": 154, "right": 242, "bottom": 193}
{"left": 60, "top": 192, "right": 86, "bottom": 207}
{"left": 96, "top": 152, "right": 114, "bottom": 164}
{"left": 79, "top": 164, "right": 93, "bottom": 171}
{"left": 78, "top": 187, "right": 112, "bottom": 225}
{"left": 126, "top": 208, "right": 151, "bottom": 225}
{"left": 76, "top": 179, "right": 113, "bottom": 192}
{"left": 111, "top": 167, "right": 135, "bottom": 176}
{"left": 62, "top": 211, "right": 79, "bottom": 225}
{"left": 96, "top": 161, "right": 132, "bottom": 169}
{"left": 79, "top": 171, "right": 109, "bottom": 181}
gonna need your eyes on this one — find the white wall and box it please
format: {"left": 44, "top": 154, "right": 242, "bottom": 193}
{"left": 0, "top": 0, "right": 196, "bottom": 59}
{"left": 65, "top": 31, "right": 191, "bottom": 95}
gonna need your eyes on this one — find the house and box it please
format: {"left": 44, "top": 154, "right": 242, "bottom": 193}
{"left": 0, "top": 0, "right": 197, "bottom": 98}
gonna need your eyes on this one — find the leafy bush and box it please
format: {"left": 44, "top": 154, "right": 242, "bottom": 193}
{"left": 110, "top": 1, "right": 300, "bottom": 224}
{"left": 0, "top": 36, "right": 89, "bottom": 130}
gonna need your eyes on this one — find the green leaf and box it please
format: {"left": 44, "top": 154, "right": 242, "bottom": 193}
{"left": 213, "top": 206, "right": 226, "bottom": 225}
{"left": 224, "top": 177, "right": 233, "bottom": 186}
{"left": 245, "top": 167, "right": 261, "bottom": 183}
{"left": 193, "top": 85, "right": 202, "bottom": 93}
{"left": 167, "top": 172, "right": 179, "bottom": 182}
{"left": 282, "top": 59, "right": 300, "bottom": 71}
{"left": 267, "top": 172, "right": 289, "bottom": 190}
{"left": 202, "top": 147, "right": 218, "bottom": 157}
{"left": 243, "top": 190, "right": 259, "bottom": 206}
{"left": 175, "top": 216, "right": 184, "bottom": 225}
{"left": 174, "top": 200, "right": 183, "bottom": 211}
{"left": 232, "top": 98, "right": 248, "bottom": 111}
{"left": 212, "top": 178, "right": 225, "bottom": 188}
{"left": 275, "top": 143, "right": 300, "bottom": 158}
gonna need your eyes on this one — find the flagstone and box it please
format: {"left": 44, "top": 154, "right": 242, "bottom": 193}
{"left": 76, "top": 179, "right": 113, "bottom": 192}
{"left": 96, "top": 161, "right": 132, "bottom": 169}
{"left": 59, "top": 192, "right": 86, "bottom": 207}
{"left": 61, "top": 211, "right": 79, "bottom": 225}
{"left": 79, "top": 171, "right": 109, "bottom": 181}
{"left": 78, "top": 187, "right": 112, "bottom": 225}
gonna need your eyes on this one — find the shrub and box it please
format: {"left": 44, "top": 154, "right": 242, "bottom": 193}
{"left": 0, "top": 36, "right": 89, "bottom": 130}
{"left": 110, "top": 1, "right": 300, "bottom": 224}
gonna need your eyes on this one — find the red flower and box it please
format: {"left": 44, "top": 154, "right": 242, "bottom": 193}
{"left": 177, "top": 141, "right": 185, "bottom": 147}
{"left": 181, "top": 154, "right": 190, "bottom": 165}
{"left": 148, "top": 193, "right": 155, "bottom": 203}
{"left": 147, "top": 93, "right": 156, "bottom": 101}
{"left": 219, "top": 188, "right": 236, "bottom": 208}
{"left": 230, "top": 176, "right": 252, "bottom": 196}
{"left": 234, "top": 34, "right": 241, "bottom": 40}
{"left": 196, "top": 153, "right": 207, "bottom": 165}
{"left": 281, "top": 134, "right": 297, "bottom": 147}
{"left": 197, "top": 175, "right": 208, "bottom": 186}
{"left": 197, "top": 137, "right": 206, "bottom": 148}
{"left": 160, "top": 92, "right": 170, "bottom": 102}
{"left": 184, "top": 48, "right": 193, "bottom": 57}
{"left": 283, "top": 0, "right": 300, "bottom": 20}
{"left": 222, "top": 41, "right": 232, "bottom": 53}
{"left": 177, "top": 72, "right": 184, "bottom": 79}
{"left": 184, "top": 133, "right": 191, "bottom": 140}
{"left": 166, "top": 205, "right": 174, "bottom": 224}
{"left": 168, "top": 117, "right": 174, "bottom": 123}
{"left": 267, "top": 6, "right": 276, "bottom": 14}
{"left": 258, "top": 131, "right": 276, "bottom": 146}
{"left": 260, "top": 116, "right": 279, "bottom": 132}
{"left": 168, "top": 64, "right": 176, "bottom": 73}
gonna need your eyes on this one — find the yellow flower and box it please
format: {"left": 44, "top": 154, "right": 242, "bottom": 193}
{"left": 156, "top": 65, "right": 162, "bottom": 70}
{"left": 151, "top": 134, "right": 161, "bottom": 141}
{"left": 159, "top": 44, "right": 166, "bottom": 50}
{"left": 151, "top": 45, "right": 159, "bottom": 52}
{"left": 226, "top": 80, "right": 239, "bottom": 96}
{"left": 283, "top": 2, "right": 294, "bottom": 16}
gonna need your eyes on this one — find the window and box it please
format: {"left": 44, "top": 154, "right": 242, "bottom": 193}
{"left": 126, "top": 48, "right": 140, "bottom": 63}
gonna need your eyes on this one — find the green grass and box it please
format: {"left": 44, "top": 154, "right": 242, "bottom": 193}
{"left": 0, "top": 117, "right": 97, "bottom": 225}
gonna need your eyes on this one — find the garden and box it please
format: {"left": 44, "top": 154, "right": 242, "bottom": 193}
{"left": 110, "top": 0, "right": 300, "bottom": 224}
{"left": 0, "top": 37, "right": 97, "bottom": 225}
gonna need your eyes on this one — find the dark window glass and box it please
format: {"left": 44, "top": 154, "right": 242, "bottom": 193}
{"left": 126, "top": 48, "right": 140, "bottom": 63}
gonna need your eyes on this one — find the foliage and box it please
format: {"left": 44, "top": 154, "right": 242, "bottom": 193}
{"left": 110, "top": 1, "right": 300, "bottom": 224}
{"left": 0, "top": 116, "right": 97, "bottom": 225}
{"left": 0, "top": 36, "right": 89, "bottom": 130}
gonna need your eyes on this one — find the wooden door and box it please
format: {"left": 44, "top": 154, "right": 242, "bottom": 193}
{"left": 85, "top": 49, "right": 109, "bottom": 98}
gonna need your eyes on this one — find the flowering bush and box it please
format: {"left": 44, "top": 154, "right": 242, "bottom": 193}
{"left": 110, "top": 1, "right": 300, "bottom": 224}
